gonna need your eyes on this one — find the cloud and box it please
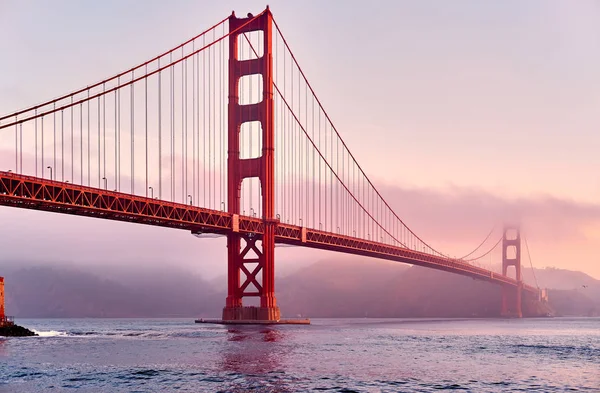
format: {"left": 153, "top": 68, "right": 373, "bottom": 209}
{"left": 378, "top": 183, "right": 600, "bottom": 278}
{"left": 381, "top": 184, "right": 600, "bottom": 242}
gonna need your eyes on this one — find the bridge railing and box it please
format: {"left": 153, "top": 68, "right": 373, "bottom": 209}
{"left": 0, "top": 316, "right": 15, "bottom": 326}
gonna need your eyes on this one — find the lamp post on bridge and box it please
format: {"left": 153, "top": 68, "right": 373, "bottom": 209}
{"left": 188, "top": 194, "right": 193, "bottom": 206}
{"left": 149, "top": 186, "right": 153, "bottom": 199}
{"left": 46, "top": 166, "right": 52, "bottom": 180}
{"left": 102, "top": 177, "right": 107, "bottom": 190}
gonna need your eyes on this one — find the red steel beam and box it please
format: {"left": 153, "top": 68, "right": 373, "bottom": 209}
{"left": 275, "top": 224, "right": 538, "bottom": 294}
{"left": 0, "top": 171, "right": 537, "bottom": 295}
{"left": 0, "top": 171, "right": 259, "bottom": 235}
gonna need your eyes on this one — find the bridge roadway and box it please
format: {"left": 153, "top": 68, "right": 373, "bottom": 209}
{"left": 0, "top": 171, "right": 537, "bottom": 295}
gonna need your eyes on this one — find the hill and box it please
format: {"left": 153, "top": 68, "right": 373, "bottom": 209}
{"left": 2, "top": 259, "right": 599, "bottom": 318}
{"left": 3, "top": 265, "right": 222, "bottom": 318}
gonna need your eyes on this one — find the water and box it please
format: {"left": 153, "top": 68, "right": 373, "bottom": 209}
{"left": 1, "top": 318, "right": 598, "bottom": 392}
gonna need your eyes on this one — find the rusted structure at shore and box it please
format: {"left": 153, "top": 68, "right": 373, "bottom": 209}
{"left": 0, "top": 277, "right": 14, "bottom": 327}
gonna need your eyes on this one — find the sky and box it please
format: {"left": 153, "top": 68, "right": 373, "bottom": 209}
{"left": 0, "top": 1, "right": 599, "bottom": 280}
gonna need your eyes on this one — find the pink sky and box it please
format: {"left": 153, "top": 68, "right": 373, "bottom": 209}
{"left": 0, "top": 1, "right": 599, "bottom": 280}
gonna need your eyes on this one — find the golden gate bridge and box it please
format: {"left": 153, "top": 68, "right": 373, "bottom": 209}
{"left": 0, "top": 7, "right": 543, "bottom": 322}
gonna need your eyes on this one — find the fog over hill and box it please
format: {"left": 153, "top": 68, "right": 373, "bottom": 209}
{"left": 2, "top": 257, "right": 599, "bottom": 318}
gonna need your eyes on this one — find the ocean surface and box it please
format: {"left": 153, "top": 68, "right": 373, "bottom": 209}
{"left": 0, "top": 317, "right": 598, "bottom": 392}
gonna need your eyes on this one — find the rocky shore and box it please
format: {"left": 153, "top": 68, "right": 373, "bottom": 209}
{"left": 0, "top": 324, "right": 37, "bottom": 337}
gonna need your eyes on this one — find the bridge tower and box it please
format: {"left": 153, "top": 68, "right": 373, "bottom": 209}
{"left": 501, "top": 225, "right": 522, "bottom": 318}
{"left": 222, "top": 8, "right": 281, "bottom": 322}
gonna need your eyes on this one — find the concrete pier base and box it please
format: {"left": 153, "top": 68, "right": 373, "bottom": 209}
{"left": 195, "top": 305, "right": 310, "bottom": 325}
{"left": 222, "top": 306, "right": 281, "bottom": 322}
{"left": 195, "top": 318, "right": 310, "bottom": 325}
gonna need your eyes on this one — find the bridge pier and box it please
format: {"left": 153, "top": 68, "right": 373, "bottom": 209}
{"left": 501, "top": 225, "right": 523, "bottom": 318}
{"left": 501, "top": 284, "right": 522, "bottom": 318}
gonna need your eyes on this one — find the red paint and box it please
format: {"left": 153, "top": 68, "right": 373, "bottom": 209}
{"left": 223, "top": 8, "right": 280, "bottom": 321}
{"left": 502, "top": 225, "right": 523, "bottom": 317}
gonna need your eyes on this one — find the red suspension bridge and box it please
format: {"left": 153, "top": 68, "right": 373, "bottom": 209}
{"left": 0, "top": 8, "right": 542, "bottom": 321}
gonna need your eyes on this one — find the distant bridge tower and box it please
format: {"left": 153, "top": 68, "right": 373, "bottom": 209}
{"left": 222, "top": 8, "right": 280, "bottom": 322}
{"left": 501, "top": 225, "right": 522, "bottom": 317}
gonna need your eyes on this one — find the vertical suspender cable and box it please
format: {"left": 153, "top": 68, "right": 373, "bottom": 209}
{"left": 14, "top": 118, "right": 17, "bottom": 172}
{"left": 118, "top": 80, "right": 122, "bottom": 190}
{"left": 291, "top": 60, "right": 294, "bottom": 223}
{"left": 70, "top": 98, "right": 74, "bottom": 181}
{"left": 61, "top": 109, "right": 64, "bottom": 180}
{"left": 195, "top": 48, "right": 200, "bottom": 205}
{"left": 35, "top": 110, "right": 38, "bottom": 176}
{"left": 145, "top": 64, "right": 148, "bottom": 197}
{"left": 80, "top": 102, "right": 83, "bottom": 184}
{"left": 103, "top": 84, "right": 106, "bottom": 185}
{"left": 221, "top": 24, "right": 225, "bottom": 210}
{"left": 318, "top": 109, "right": 321, "bottom": 228}
{"left": 198, "top": 42, "right": 202, "bottom": 207}
{"left": 203, "top": 35, "right": 206, "bottom": 207}
{"left": 170, "top": 53, "right": 174, "bottom": 201}
{"left": 158, "top": 58, "right": 162, "bottom": 199}
{"left": 41, "top": 115, "right": 45, "bottom": 178}
{"left": 131, "top": 70, "right": 135, "bottom": 194}
{"left": 283, "top": 44, "right": 286, "bottom": 221}
{"left": 181, "top": 49, "right": 185, "bottom": 202}
{"left": 97, "top": 97, "right": 100, "bottom": 187}
{"left": 324, "top": 121, "right": 327, "bottom": 230}
{"left": 192, "top": 45, "right": 196, "bottom": 204}
{"left": 114, "top": 90, "right": 118, "bottom": 189}
{"left": 19, "top": 123, "right": 22, "bottom": 174}
{"left": 305, "top": 77, "right": 308, "bottom": 225}
{"left": 53, "top": 106, "right": 56, "bottom": 179}
{"left": 208, "top": 36, "right": 212, "bottom": 208}
{"left": 70, "top": 96, "right": 75, "bottom": 183}
{"left": 87, "top": 91, "right": 90, "bottom": 185}
{"left": 209, "top": 29, "right": 217, "bottom": 208}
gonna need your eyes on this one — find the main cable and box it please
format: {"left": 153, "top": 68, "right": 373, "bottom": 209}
{"left": 458, "top": 225, "right": 497, "bottom": 259}
{"left": 524, "top": 234, "right": 540, "bottom": 289}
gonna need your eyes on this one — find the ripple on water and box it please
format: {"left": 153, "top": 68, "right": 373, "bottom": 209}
{"left": 0, "top": 318, "right": 598, "bottom": 392}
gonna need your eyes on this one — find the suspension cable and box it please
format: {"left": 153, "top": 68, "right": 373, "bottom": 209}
{"left": 458, "top": 225, "right": 496, "bottom": 259}
{"left": 270, "top": 17, "right": 448, "bottom": 257}
{"left": 463, "top": 237, "right": 502, "bottom": 262}
{"left": 0, "top": 16, "right": 230, "bottom": 123}
{"left": 1, "top": 13, "right": 266, "bottom": 129}
{"left": 524, "top": 234, "right": 540, "bottom": 289}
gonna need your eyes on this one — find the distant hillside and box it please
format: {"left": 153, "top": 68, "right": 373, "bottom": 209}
{"left": 547, "top": 289, "right": 599, "bottom": 317}
{"left": 2, "top": 259, "right": 599, "bottom": 318}
{"left": 523, "top": 266, "right": 600, "bottom": 301}
{"left": 276, "top": 257, "right": 408, "bottom": 317}
{"left": 3, "top": 265, "right": 223, "bottom": 318}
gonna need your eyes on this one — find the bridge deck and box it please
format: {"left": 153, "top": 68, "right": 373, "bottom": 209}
{"left": 0, "top": 171, "right": 537, "bottom": 294}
